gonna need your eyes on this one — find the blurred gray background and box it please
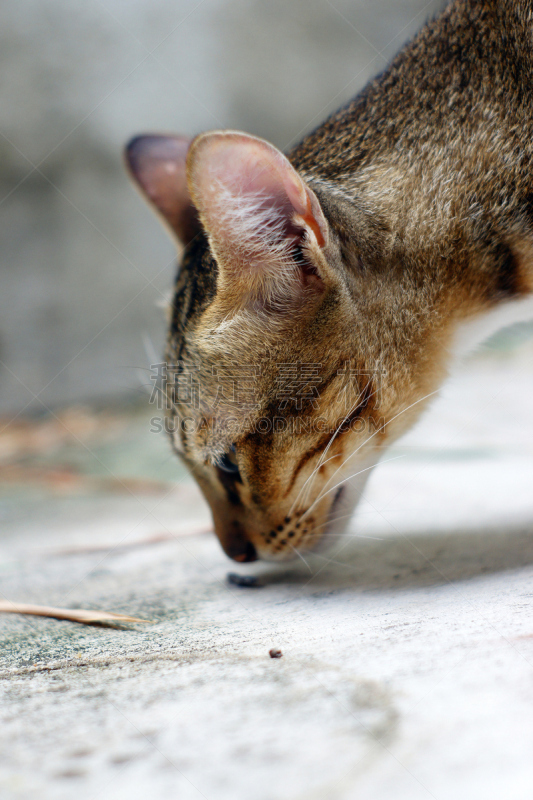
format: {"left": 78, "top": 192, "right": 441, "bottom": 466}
{"left": 0, "top": 0, "right": 448, "bottom": 415}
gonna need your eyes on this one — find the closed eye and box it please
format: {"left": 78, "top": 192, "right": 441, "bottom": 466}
{"left": 216, "top": 445, "right": 241, "bottom": 476}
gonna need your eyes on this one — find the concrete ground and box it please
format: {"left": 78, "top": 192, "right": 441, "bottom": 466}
{"left": 1, "top": 338, "right": 533, "bottom": 800}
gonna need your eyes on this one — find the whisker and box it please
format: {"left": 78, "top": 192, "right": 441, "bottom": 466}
{"left": 300, "top": 550, "right": 350, "bottom": 571}
{"left": 296, "top": 454, "right": 406, "bottom": 526}
{"left": 300, "top": 389, "right": 439, "bottom": 519}
{"left": 312, "top": 511, "right": 355, "bottom": 529}
{"left": 300, "top": 381, "right": 380, "bottom": 507}
{"left": 287, "top": 394, "right": 365, "bottom": 516}
{"left": 289, "top": 544, "right": 314, "bottom": 574}
{"left": 294, "top": 510, "right": 385, "bottom": 540}
{"left": 323, "top": 533, "right": 385, "bottom": 540}
{"left": 288, "top": 382, "right": 378, "bottom": 516}
{"left": 301, "top": 383, "right": 372, "bottom": 495}
{"left": 142, "top": 333, "right": 160, "bottom": 367}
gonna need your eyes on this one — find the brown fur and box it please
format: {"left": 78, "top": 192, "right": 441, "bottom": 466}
{"left": 126, "top": 0, "right": 533, "bottom": 562}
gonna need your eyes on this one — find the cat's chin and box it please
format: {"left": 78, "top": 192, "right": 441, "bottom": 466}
{"left": 314, "top": 459, "right": 377, "bottom": 550}
{"left": 308, "top": 481, "right": 365, "bottom": 556}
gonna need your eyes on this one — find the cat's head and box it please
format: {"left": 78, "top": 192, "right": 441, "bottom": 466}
{"left": 125, "top": 131, "right": 432, "bottom": 562}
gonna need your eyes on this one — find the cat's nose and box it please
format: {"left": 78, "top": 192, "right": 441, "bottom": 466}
{"left": 219, "top": 521, "right": 258, "bottom": 562}
{"left": 227, "top": 539, "right": 257, "bottom": 563}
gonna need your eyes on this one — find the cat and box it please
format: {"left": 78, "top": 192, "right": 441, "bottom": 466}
{"left": 125, "top": 0, "right": 533, "bottom": 563}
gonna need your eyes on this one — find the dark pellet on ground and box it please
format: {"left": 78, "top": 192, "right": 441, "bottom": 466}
{"left": 269, "top": 648, "right": 283, "bottom": 659}
{"left": 227, "top": 572, "right": 263, "bottom": 588}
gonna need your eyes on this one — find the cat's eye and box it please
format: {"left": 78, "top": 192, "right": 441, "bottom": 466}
{"left": 216, "top": 445, "right": 240, "bottom": 475}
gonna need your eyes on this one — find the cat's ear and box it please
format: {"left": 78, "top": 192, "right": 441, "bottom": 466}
{"left": 186, "top": 131, "right": 329, "bottom": 306}
{"left": 124, "top": 134, "right": 199, "bottom": 245}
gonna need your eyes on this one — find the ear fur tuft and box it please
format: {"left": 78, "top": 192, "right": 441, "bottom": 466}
{"left": 186, "top": 131, "right": 328, "bottom": 309}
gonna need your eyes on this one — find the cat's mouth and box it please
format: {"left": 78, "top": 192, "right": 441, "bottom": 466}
{"left": 210, "top": 462, "right": 367, "bottom": 563}
{"left": 252, "top": 486, "right": 348, "bottom": 562}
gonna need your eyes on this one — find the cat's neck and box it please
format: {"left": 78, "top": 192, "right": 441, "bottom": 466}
{"left": 290, "top": 0, "right": 533, "bottom": 357}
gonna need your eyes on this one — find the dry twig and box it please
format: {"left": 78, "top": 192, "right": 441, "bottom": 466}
{"left": 0, "top": 601, "right": 152, "bottom": 626}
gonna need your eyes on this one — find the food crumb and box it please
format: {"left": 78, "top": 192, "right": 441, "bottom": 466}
{"left": 227, "top": 573, "right": 262, "bottom": 588}
{"left": 269, "top": 648, "right": 283, "bottom": 659}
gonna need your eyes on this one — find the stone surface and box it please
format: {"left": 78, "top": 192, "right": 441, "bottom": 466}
{"left": 1, "top": 344, "right": 533, "bottom": 799}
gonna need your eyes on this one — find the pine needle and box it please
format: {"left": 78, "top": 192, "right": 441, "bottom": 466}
{"left": 0, "top": 601, "right": 152, "bottom": 626}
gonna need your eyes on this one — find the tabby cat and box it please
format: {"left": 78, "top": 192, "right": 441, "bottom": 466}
{"left": 126, "top": 0, "right": 533, "bottom": 563}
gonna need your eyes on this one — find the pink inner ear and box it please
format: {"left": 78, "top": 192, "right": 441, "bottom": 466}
{"left": 125, "top": 134, "right": 198, "bottom": 244}
{"left": 187, "top": 132, "right": 328, "bottom": 250}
